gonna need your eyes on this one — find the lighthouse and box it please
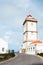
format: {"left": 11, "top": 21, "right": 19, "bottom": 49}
{"left": 23, "top": 15, "right": 38, "bottom": 42}
{"left": 19, "top": 15, "right": 43, "bottom": 54}
{"left": 20, "top": 15, "right": 38, "bottom": 54}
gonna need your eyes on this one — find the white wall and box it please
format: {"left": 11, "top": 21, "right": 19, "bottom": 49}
{"left": 24, "top": 21, "right": 37, "bottom": 32}
{"left": 36, "top": 44, "right": 43, "bottom": 53}
{"left": 28, "top": 32, "right": 37, "bottom": 40}
{"left": 28, "top": 22, "right": 37, "bottom": 31}
{"left": 23, "top": 33, "right": 27, "bottom": 41}
{"left": 0, "top": 44, "right": 8, "bottom": 54}
{"left": 26, "top": 44, "right": 35, "bottom": 54}
{"left": 23, "top": 32, "right": 37, "bottom": 41}
{"left": 24, "top": 23, "right": 27, "bottom": 32}
{"left": 0, "top": 38, "right": 8, "bottom": 54}
{"left": 23, "top": 21, "right": 37, "bottom": 41}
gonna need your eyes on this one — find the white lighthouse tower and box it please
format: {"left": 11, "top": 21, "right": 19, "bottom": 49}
{"left": 20, "top": 15, "right": 38, "bottom": 54}
{"left": 19, "top": 15, "right": 43, "bottom": 54}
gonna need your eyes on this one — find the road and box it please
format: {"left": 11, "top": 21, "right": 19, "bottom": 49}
{"left": 0, "top": 54, "right": 43, "bottom": 65}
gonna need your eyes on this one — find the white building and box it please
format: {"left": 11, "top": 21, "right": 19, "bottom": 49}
{"left": 0, "top": 38, "right": 8, "bottom": 54}
{"left": 20, "top": 15, "right": 43, "bottom": 54}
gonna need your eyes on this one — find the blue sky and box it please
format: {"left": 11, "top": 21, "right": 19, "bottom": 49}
{"left": 0, "top": 0, "right": 43, "bottom": 52}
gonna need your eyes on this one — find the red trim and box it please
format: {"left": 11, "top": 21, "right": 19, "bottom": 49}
{"left": 31, "top": 40, "right": 42, "bottom": 44}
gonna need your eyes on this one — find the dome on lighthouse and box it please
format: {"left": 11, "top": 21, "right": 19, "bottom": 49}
{"left": 23, "top": 14, "right": 37, "bottom": 25}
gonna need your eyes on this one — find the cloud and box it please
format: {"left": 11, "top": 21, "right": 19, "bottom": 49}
{"left": 0, "top": 0, "right": 43, "bottom": 51}
{"left": 5, "top": 31, "right": 12, "bottom": 35}
{"left": 3, "top": 31, "right": 13, "bottom": 42}
{"left": 0, "top": 5, "right": 15, "bottom": 18}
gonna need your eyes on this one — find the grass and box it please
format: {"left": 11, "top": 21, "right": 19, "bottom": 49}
{"left": 0, "top": 50, "right": 15, "bottom": 62}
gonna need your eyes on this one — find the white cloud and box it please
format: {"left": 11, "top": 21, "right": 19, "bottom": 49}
{"left": 4, "top": 31, "right": 13, "bottom": 42}
{"left": 0, "top": 0, "right": 43, "bottom": 51}
{"left": 5, "top": 31, "right": 12, "bottom": 35}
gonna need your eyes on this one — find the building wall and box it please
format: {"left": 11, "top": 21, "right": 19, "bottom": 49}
{"left": 24, "top": 22, "right": 28, "bottom": 32}
{"left": 0, "top": 38, "right": 8, "bottom": 54}
{"left": 28, "top": 43, "right": 43, "bottom": 54}
{"left": 0, "top": 43, "right": 8, "bottom": 54}
{"left": 23, "top": 32, "right": 36, "bottom": 41}
{"left": 26, "top": 44, "right": 35, "bottom": 54}
{"left": 23, "top": 42, "right": 32, "bottom": 48}
{"left": 24, "top": 22, "right": 37, "bottom": 32}
{"left": 28, "top": 22, "right": 37, "bottom": 31}
{"left": 28, "top": 32, "right": 37, "bottom": 40}
{"left": 36, "top": 44, "right": 43, "bottom": 53}
{"left": 23, "top": 21, "right": 37, "bottom": 42}
{"left": 23, "top": 33, "right": 27, "bottom": 41}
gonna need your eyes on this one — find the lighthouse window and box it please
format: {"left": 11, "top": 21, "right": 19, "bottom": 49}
{"left": 31, "top": 22, "right": 33, "bottom": 25}
{"left": 33, "top": 47, "right": 35, "bottom": 49}
{"left": 2, "top": 48, "right": 4, "bottom": 52}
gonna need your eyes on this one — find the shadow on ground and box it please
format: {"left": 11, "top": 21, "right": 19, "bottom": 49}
{"left": 32, "top": 63, "right": 43, "bottom": 65}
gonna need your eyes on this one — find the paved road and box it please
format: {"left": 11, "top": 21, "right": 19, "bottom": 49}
{"left": 0, "top": 54, "right": 43, "bottom": 65}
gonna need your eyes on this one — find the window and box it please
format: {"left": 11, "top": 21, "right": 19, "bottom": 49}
{"left": 29, "top": 48, "right": 30, "bottom": 50}
{"left": 33, "top": 47, "right": 35, "bottom": 49}
{"left": 2, "top": 48, "right": 4, "bottom": 52}
{"left": 31, "top": 47, "right": 32, "bottom": 51}
{"left": 31, "top": 22, "right": 33, "bottom": 26}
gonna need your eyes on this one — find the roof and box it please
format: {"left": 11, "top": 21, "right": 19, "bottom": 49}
{"left": 31, "top": 40, "right": 42, "bottom": 44}
{"left": 23, "top": 14, "right": 38, "bottom": 25}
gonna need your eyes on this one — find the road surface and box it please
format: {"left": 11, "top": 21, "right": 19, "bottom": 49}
{"left": 0, "top": 54, "right": 43, "bottom": 65}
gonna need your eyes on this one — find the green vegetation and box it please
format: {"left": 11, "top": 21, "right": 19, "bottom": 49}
{"left": 37, "top": 53, "right": 43, "bottom": 57}
{"left": 0, "top": 50, "right": 15, "bottom": 62}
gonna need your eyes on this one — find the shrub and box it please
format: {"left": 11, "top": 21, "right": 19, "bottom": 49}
{"left": 37, "top": 53, "right": 43, "bottom": 57}
{"left": 0, "top": 50, "right": 15, "bottom": 61}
